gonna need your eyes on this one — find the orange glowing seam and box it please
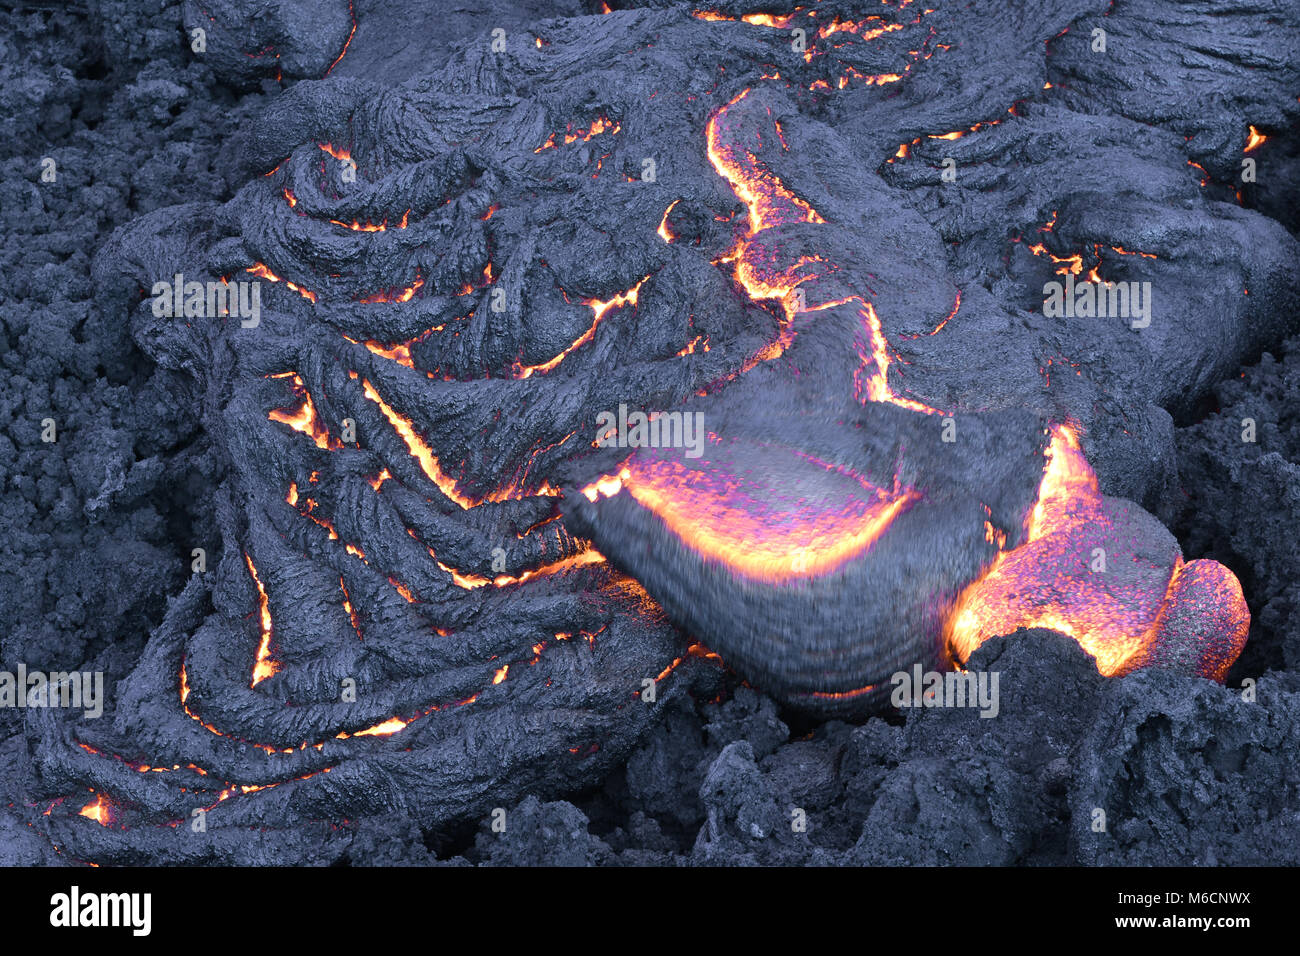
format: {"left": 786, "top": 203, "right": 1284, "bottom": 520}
{"left": 1244, "top": 126, "right": 1267, "bottom": 153}
{"left": 706, "top": 89, "right": 825, "bottom": 235}
{"left": 340, "top": 576, "right": 364, "bottom": 639}
{"left": 329, "top": 213, "right": 406, "bottom": 232}
{"left": 654, "top": 643, "right": 724, "bottom": 683}
{"left": 359, "top": 273, "right": 424, "bottom": 304}
{"left": 323, "top": 1, "right": 356, "bottom": 76}
{"left": 512, "top": 276, "right": 650, "bottom": 378}
{"left": 184, "top": 656, "right": 479, "bottom": 750}
{"left": 676, "top": 334, "right": 709, "bottom": 356}
{"left": 437, "top": 549, "right": 605, "bottom": 590}
{"left": 818, "top": 17, "right": 904, "bottom": 40}
{"left": 246, "top": 262, "right": 318, "bottom": 303}
{"left": 705, "top": 90, "right": 944, "bottom": 403}
{"left": 268, "top": 374, "right": 342, "bottom": 449}
{"left": 360, "top": 377, "right": 456, "bottom": 497}
{"left": 298, "top": 498, "right": 340, "bottom": 540}
{"left": 179, "top": 665, "right": 302, "bottom": 753}
{"left": 534, "top": 116, "right": 621, "bottom": 153}
{"left": 362, "top": 339, "right": 413, "bottom": 367}
{"left": 1111, "top": 245, "right": 1157, "bottom": 259}
{"left": 341, "top": 324, "right": 453, "bottom": 370}
{"left": 705, "top": 89, "right": 837, "bottom": 365}
{"left": 1025, "top": 243, "right": 1083, "bottom": 275}
{"left": 902, "top": 290, "right": 959, "bottom": 340}
{"left": 244, "top": 552, "right": 280, "bottom": 686}
{"left": 1023, "top": 238, "right": 1157, "bottom": 279}
{"left": 807, "top": 683, "right": 877, "bottom": 700}
{"left": 352, "top": 717, "right": 406, "bottom": 737}
{"left": 658, "top": 199, "right": 681, "bottom": 242}
{"left": 361, "top": 379, "right": 558, "bottom": 507}
{"left": 744, "top": 12, "right": 797, "bottom": 27}
{"left": 856, "top": 302, "right": 942, "bottom": 413}
{"left": 389, "top": 577, "right": 417, "bottom": 603}
{"left": 76, "top": 742, "right": 182, "bottom": 775}
{"left": 340, "top": 688, "right": 496, "bottom": 740}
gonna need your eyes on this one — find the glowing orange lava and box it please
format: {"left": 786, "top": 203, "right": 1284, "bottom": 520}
{"left": 353, "top": 717, "right": 406, "bottom": 737}
{"left": 324, "top": 1, "right": 356, "bottom": 76}
{"left": 658, "top": 199, "right": 681, "bottom": 242}
{"left": 706, "top": 90, "right": 825, "bottom": 236}
{"left": 268, "top": 374, "right": 342, "bottom": 449}
{"left": 244, "top": 552, "right": 280, "bottom": 686}
{"left": 361, "top": 378, "right": 558, "bottom": 507}
{"left": 512, "top": 276, "right": 649, "bottom": 378}
{"left": 359, "top": 274, "right": 424, "bottom": 304}
{"left": 946, "top": 425, "right": 1249, "bottom": 679}
{"left": 581, "top": 448, "right": 919, "bottom": 583}
{"left": 437, "top": 549, "right": 605, "bottom": 590}
{"left": 247, "top": 262, "right": 318, "bottom": 303}
{"left": 855, "top": 302, "right": 942, "bottom": 414}
{"left": 78, "top": 793, "right": 113, "bottom": 826}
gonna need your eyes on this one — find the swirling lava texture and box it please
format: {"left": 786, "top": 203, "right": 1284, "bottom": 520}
{"left": 27, "top": 0, "right": 1297, "bottom": 863}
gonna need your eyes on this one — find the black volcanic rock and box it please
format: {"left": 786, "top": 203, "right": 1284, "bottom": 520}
{"left": 1072, "top": 669, "right": 1300, "bottom": 865}
{"left": 1174, "top": 337, "right": 1300, "bottom": 677}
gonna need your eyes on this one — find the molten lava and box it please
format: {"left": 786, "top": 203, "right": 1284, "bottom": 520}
{"left": 512, "top": 276, "right": 650, "bottom": 379}
{"left": 360, "top": 378, "right": 557, "bottom": 507}
{"left": 577, "top": 85, "right": 1249, "bottom": 696}
{"left": 946, "top": 426, "right": 1250, "bottom": 679}
{"left": 78, "top": 793, "right": 114, "bottom": 827}
{"left": 246, "top": 262, "right": 317, "bottom": 303}
{"left": 269, "top": 374, "right": 342, "bottom": 449}
{"left": 244, "top": 552, "right": 280, "bottom": 686}
{"left": 581, "top": 446, "right": 919, "bottom": 583}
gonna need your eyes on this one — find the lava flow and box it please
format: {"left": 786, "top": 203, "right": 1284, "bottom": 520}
{"left": 705, "top": 86, "right": 825, "bottom": 361}
{"left": 576, "top": 81, "right": 1250, "bottom": 698}
{"left": 582, "top": 448, "right": 919, "bottom": 583}
{"left": 946, "top": 425, "right": 1250, "bottom": 680}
